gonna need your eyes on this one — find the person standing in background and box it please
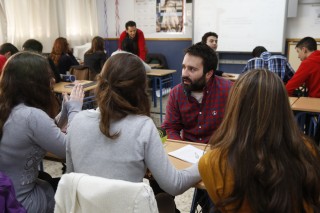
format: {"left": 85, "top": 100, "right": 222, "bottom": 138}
{"left": 49, "top": 37, "right": 79, "bottom": 75}
{"left": 118, "top": 21, "right": 147, "bottom": 61}
{"left": 84, "top": 36, "right": 107, "bottom": 74}
{"left": 286, "top": 37, "right": 320, "bottom": 97}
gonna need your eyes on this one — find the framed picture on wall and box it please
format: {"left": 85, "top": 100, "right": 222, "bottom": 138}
{"left": 156, "top": 0, "right": 184, "bottom": 33}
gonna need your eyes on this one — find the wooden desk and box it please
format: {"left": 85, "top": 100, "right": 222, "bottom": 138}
{"left": 148, "top": 63, "right": 161, "bottom": 68}
{"left": 291, "top": 97, "right": 320, "bottom": 113}
{"left": 147, "top": 69, "right": 177, "bottom": 123}
{"left": 165, "top": 139, "right": 206, "bottom": 189}
{"left": 53, "top": 80, "right": 97, "bottom": 94}
{"left": 147, "top": 69, "right": 176, "bottom": 76}
{"left": 289, "top": 97, "right": 299, "bottom": 106}
{"left": 221, "top": 73, "right": 240, "bottom": 82}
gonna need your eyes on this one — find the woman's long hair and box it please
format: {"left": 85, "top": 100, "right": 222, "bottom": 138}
{"left": 49, "top": 37, "right": 70, "bottom": 65}
{"left": 85, "top": 36, "right": 105, "bottom": 55}
{"left": 95, "top": 53, "right": 150, "bottom": 139}
{"left": 0, "top": 51, "right": 59, "bottom": 139}
{"left": 209, "top": 69, "right": 320, "bottom": 212}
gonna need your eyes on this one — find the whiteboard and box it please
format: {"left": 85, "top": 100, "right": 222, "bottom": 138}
{"left": 193, "top": 0, "right": 288, "bottom": 53}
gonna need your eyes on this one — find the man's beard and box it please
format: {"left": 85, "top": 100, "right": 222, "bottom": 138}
{"left": 182, "top": 74, "right": 206, "bottom": 95}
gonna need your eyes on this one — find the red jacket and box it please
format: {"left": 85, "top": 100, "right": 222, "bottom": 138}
{"left": 0, "top": 54, "right": 7, "bottom": 74}
{"left": 118, "top": 29, "right": 147, "bottom": 61}
{"left": 286, "top": 50, "right": 320, "bottom": 97}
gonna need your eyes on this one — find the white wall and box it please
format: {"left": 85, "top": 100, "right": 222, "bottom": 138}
{"left": 97, "top": 0, "right": 320, "bottom": 40}
{"left": 286, "top": 3, "right": 320, "bottom": 38}
{"left": 97, "top": 0, "right": 192, "bottom": 39}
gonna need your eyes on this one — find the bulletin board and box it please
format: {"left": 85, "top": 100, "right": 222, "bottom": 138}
{"left": 287, "top": 39, "right": 320, "bottom": 71}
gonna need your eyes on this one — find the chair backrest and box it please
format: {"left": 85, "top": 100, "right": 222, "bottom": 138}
{"left": 54, "top": 173, "right": 159, "bottom": 213}
{"left": 146, "top": 53, "right": 168, "bottom": 69}
{"left": 69, "top": 65, "right": 97, "bottom": 81}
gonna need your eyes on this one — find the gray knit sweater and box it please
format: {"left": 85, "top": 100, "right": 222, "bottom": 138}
{"left": 0, "top": 102, "right": 82, "bottom": 213}
{"left": 66, "top": 109, "right": 200, "bottom": 196}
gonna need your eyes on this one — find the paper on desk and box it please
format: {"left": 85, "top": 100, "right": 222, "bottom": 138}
{"left": 168, "top": 145, "right": 205, "bottom": 164}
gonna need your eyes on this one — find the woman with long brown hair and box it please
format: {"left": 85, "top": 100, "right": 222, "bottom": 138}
{"left": 199, "top": 69, "right": 320, "bottom": 212}
{"left": 49, "top": 37, "right": 79, "bottom": 75}
{"left": 84, "top": 36, "right": 107, "bottom": 74}
{"left": 66, "top": 53, "right": 200, "bottom": 212}
{"left": 0, "top": 51, "right": 84, "bottom": 213}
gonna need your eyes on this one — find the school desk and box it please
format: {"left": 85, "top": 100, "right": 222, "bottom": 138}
{"left": 147, "top": 69, "right": 176, "bottom": 123}
{"left": 289, "top": 97, "right": 299, "bottom": 106}
{"left": 291, "top": 97, "right": 320, "bottom": 113}
{"left": 165, "top": 139, "right": 206, "bottom": 189}
{"left": 221, "top": 73, "right": 240, "bottom": 82}
{"left": 53, "top": 80, "right": 97, "bottom": 94}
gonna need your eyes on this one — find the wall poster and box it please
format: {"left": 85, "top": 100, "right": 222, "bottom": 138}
{"left": 157, "top": 0, "right": 184, "bottom": 32}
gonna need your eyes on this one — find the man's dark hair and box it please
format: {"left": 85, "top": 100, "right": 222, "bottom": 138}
{"left": 252, "top": 46, "right": 267, "bottom": 57}
{"left": 185, "top": 42, "right": 218, "bottom": 75}
{"left": 125, "top": 21, "right": 137, "bottom": 29}
{"left": 201, "top": 32, "right": 218, "bottom": 44}
{"left": 22, "top": 39, "right": 43, "bottom": 53}
{"left": 0, "top": 43, "right": 19, "bottom": 55}
{"left": 296, "top": 37, "right": 317, "bottom": 51}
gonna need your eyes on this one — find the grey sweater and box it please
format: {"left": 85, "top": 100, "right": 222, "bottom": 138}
{"left": 67, "top": 109, "right": 200, "bottom": 196}
{"left": 0, "top": 102, "right": 81, "bottom": 213}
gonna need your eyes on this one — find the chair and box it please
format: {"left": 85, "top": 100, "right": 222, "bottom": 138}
{"left": 146, "top": 53, "right": 168, "bottom": 69}
{"left": 69, "top": 65, "right": 97, "bottom": 81}
{"left": 54, "top": 173, "right": 159, "bottom": 213}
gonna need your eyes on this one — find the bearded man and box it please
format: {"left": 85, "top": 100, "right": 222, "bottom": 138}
{"left": 162, "top": 43, "right": 233, "bottom": 144}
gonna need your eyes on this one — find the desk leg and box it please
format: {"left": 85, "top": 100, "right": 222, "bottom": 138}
{"left": 152, "top": 77, "right": 157, "bottom": 108}
{"left": 158, "top": 77, "right": 163, "bottom": 123}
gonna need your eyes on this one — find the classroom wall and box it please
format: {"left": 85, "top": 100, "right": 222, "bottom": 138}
{"left": 98, "top": 0, "right": 320, "bottom": 85}
{"left": 105, "top": 39, "right": 192, "bottom": 86}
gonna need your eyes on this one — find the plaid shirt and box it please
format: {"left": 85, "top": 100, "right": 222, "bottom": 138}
{"left": 242, "top": 51, "right": 295, "bottom": 83}
{"left": 162, "top": 76, "right": 233, "bottom": 144}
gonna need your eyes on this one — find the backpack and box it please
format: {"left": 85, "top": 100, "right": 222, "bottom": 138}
{"left": 0, "top": 172, "right": 26, "bottom": 213}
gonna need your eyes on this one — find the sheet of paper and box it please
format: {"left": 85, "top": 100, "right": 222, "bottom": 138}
{"left": 168, "top": 145, "right": 205, "bottom": 164}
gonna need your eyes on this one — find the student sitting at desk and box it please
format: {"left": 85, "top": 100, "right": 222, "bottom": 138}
{"left": 162, "top": 43, "right": 232, "bottom": 144}
{"left": 286, "top": 37, "right": 320, "bottom": 97}
{"left": 0, "top": 52, "right": 84, "bottom": 213}
{"left": 22, "top": 38, "right": 62, "bottom": 83}
{"left": 66, "top": 53, "right": 200, "bottom": 213}
{"left": 201, "top": 32, "right": 234, "bottom": 78}
{"left": 84, "top": 36, "right": 108, "bottom": 74}
{"left": 242, "top": 46, "right": 295, "bottom": 84}
{"left": 199, "top": 69, "right": 320, "bottom": 212}
{"left": 161, "top": 43, "right": 233, "bottom": 212}
{"left": 0, "top": 43, "right": 19, "bottom": 75}
{"left": 49, "top": 37, "right": 79, "bottom": 75}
